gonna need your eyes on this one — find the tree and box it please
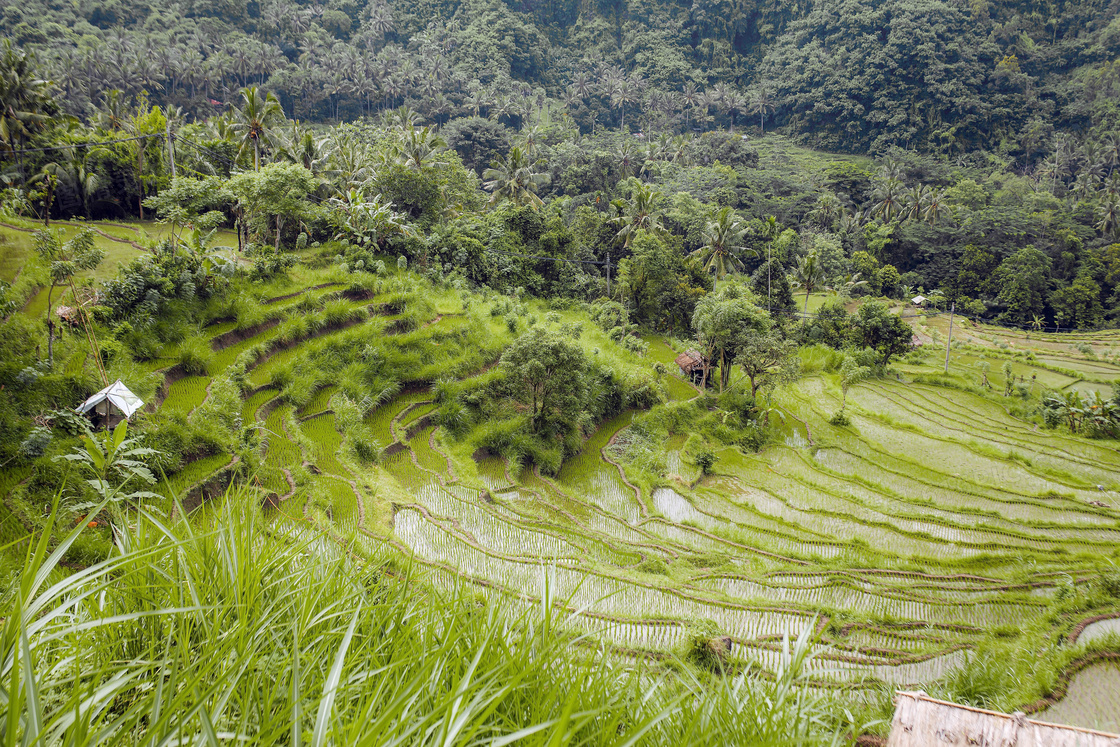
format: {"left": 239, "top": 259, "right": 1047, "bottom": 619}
{"left": 0, "top": 41, "right": 57, "bottom": 179}
{"left": 483, "top": 146, "right": 546, "bottom": 209}
{"left": 691, "top": 283, "right": 768, "bottom": 392}
{"left": 33, "top": 227, "right": 104, "bottom": 368}
{"left": 143, "top": 175, "right": 232, "bottom": 244}
{"left": 993, "top": 246, "right": 1052, "bottom": 326}
{"left": 847, "top": 301, "right": 912, "bottom": 367}
{"left": 618, "top": 232, "right": 710, "bottom": 332}
{"left": 228, "top": 162, "right": 316, "bottom": 250}
{"left": 839, "top": 355, "right": 871, "bottom": 410}
{"left": 610, "top": 181, "right": 667, "bottom": 249}
{"left": 747, "top": 88, "right": 776, "bottom": 134}
{"left": 734, "top": 330, "right": 800, "bottom": 400}
{"left": 792, "top": 251, "right": 826, "bottom": 313}
{"left": 500, "top": 327, "right": 587, "bottom": 434}
{"left": 230, "top": 86, "right": 284, "bottom": 171}
{"left": 1049, "top": 270, "right": 1104, "bottom": 330}
{"left": 397, "top": 126, "right": 446, "bottom": 171}
{"left": 442, "top": 116, "right": 511, "bottom": 176}
{"left": 692, "top": 206, "right": 753, "bottom": 279}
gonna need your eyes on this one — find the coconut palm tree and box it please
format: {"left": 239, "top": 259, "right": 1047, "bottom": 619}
{"left": 871, "top": 179, "right": 905, "bottom": 222}
{"left": 0, "top": 41, "right": 57, "bottom": 178}
{"left": 691, "top": 206, "right": 753, "bottom": 279}
{"left": 830, "top": 272, "right": 869, "bottom": 300}
{"left": 609, "top": 182, "right": 667, "bottom": 249}
{"left": 230, "top": 86, "right": 284, "bottom": 171}
{"left": 397, "top": 125, "right": 446, "bottom": 170}
{"left": 482, "top": 146, "right": 546, "bottom": 209}
{"left": 747, "top": 88, "right": 776, "bottom": 134}
{"left": 1097, "top": 195, "right": 1120, "bottom": 239}
{"left": 792, "top": 251, "right": 826, "bottom": 313}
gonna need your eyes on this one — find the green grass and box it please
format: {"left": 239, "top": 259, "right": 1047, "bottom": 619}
{"left": 0, "top": 492, "right": 853, "bottom": 744}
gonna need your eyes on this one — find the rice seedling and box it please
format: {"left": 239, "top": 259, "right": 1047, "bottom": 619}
{"left": 299, "top": 413, "right": 348, "bottom": 477}
{"left": 161, "top": 375, "right": 210, "bottom": 417}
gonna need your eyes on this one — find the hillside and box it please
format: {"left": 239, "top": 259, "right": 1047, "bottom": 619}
{"left": 2, "top": 4, "right": 1120, "bottom": 741}
{"left": 4, "top": 0, "right": 1120, "bottom": 157}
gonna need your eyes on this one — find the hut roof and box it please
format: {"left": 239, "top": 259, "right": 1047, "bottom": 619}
{"left": 888, "top": 691, "right": 1119, "bottom": 747}
{"left": 76, "top": 379, "right": 144, "bottom": 419}
{"left": 911, "top": 295, "right": 927, "bottom": 305}
{"left": 675, "top": 351, "right": 706, "bottom": 372}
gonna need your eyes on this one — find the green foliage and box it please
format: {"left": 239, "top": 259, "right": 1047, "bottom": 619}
{"left": 500, "top": 327, "right": 587, "bottom": 435}
{"left": 848, "top": 301, "right": 913, "bottom": 367}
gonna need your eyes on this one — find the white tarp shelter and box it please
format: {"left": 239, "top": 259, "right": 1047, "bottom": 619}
{"left": 76, "top": 380, "right": 144, "bottom": 423}
{"left": 911, "top": 295, "right": 927, "bottom": 305}
{"left": 888, "top": 691, "right": 1120, "bottom": 747}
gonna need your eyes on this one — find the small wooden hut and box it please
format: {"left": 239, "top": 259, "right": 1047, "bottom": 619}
{"left": 76, "top": 379, "right": 144, "bottom": 430}
{"left": 887, "top": 691, "right": 1119, "bottom": 747}
{"left": 675, "top": 350, "right": 709, "bottom": 385}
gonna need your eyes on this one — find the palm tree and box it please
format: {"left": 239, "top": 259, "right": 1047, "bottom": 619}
{"left": 747, "top": 88, "right": 776, "bottom": 134}
{"left": 1097, "top": 195, "right": 1120, "bottom": 239}
{"left": 871, "top": 179, "right": 905, "bottom": 222}
{"left": 95, "top": 89, "right": 129, "bottom": 131}
{"left": 230, "top": 86, "right": 284, "bottom": 170}
{"left": 904, "top": 184, "right": 930, "bottom": 222}
{"left": 923, "top": 187, "right": 948, "bottom": 225}
{"left": 830, "top": 272, "right": 869, "bottom": 300}
{"left": 398, "top": 126, "right": 446, "bottom": 170}
{"left": 691, "top": 206, "right": 753, "bottom": 279}
{"left": 482, "top": 146, "right": 546, "bottom": 209}
{"left": 55, "top": 152, "right": 101, "bottom": 218}
{"left": 792, "top": 251, "right": 826, "bottom": 313}
{"left": 0, "top": 41, "right": 57, "bottom": 179}
{"left": 610, "top": 182, "right": 666, "bottom": 248}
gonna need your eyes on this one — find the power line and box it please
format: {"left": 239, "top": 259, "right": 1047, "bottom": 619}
{"left": 1, "top": 133, "right": 155, "bottom": 156}
{"left": 482, "top": 247, "right": 612, "bottom": 267}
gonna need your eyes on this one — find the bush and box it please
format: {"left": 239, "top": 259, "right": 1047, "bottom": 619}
{"left": 178, "top": 337, "right": 213, "bottom": 376}
{"left": 694, "top": 448, "right": 716, "bottom": 474}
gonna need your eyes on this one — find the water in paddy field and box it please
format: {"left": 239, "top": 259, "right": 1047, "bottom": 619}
{"left": 1035, "top": 661, "right": 1120, "bottom": 733}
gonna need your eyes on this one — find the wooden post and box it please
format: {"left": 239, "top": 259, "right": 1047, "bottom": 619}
{"left": 943, "top": 302, "right": 955, "bottom": 375}
{"left": 166, "top": 121, "right": 176, "bottom": 179}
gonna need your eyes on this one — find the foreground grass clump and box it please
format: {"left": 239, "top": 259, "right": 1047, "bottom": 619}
{"left": 1, "top": 489, "right": 848, "bottom": 745}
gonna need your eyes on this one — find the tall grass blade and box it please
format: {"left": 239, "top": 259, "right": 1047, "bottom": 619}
{"left": 311, "top": 603, "right": 360, "bottom": 747}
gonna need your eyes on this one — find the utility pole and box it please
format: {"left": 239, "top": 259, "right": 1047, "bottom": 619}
{"left": 606, "top": 251, "right": 611, "bottom": 299}
{"left": 166, "top": 120, "right": 176, "bottom": 179}
{"left": 767, "top": 241, "right": 772, "bottom": 313}
{"left": 944, "top": 302, "right": 955, "bottom": 375}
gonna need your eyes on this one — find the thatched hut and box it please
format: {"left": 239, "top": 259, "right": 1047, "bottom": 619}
{"left": 76, "top": 380, "right": 144, "bottom": 430}
{"left": 675, "top": 350, "right": 709, "bottom": 385}
{"left": 887, "top": 691, "right": 1120, "bottom": 746}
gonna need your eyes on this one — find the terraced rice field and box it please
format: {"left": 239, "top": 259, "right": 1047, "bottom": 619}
{"left": 142, "top": 280, "right": 1120, "bottom": 702}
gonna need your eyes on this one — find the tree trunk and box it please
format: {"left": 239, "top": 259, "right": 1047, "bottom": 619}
{"left": 45, "top": 284, "right": 56, "bottom": 367}
{"left": 137, "top": 144, "right": 144, "bottom": 220}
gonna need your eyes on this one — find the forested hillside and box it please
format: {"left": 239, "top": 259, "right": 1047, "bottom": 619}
{"left": 4, "top": 0, "right": 1120, "bottom": 155}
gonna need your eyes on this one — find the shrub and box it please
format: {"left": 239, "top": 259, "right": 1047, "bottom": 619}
{"left": 695, "top": 448, "right": 716, "bottom": 474}
{"left": 178, "top": 338, "right": 213, "bottom": 376}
